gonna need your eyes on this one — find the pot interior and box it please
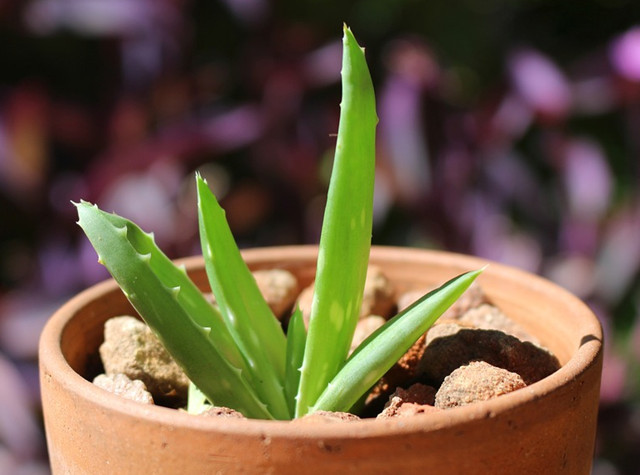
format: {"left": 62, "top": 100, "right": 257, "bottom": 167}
{"left": 60, "top": 246, "right": 598, "bottom": 384}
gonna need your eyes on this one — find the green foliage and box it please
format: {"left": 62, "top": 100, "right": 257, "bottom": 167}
{"left": 76, "top": 26, "right": 481, "bottom": 420}
{"left": 295, "top": 25, "right": 378, "bottom": 417}
{"left": 196, "top": 173, "right": 290, "bottom": 419}
{"left": 75, "top": 201, "right": 273, "bottom": 419}
{"left": 284, "top": 307, "right": 306, "bottom": 416}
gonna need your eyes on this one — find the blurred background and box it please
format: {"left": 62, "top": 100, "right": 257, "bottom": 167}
{"left": 0, "top": 0, "right": 639, "bottom": 472}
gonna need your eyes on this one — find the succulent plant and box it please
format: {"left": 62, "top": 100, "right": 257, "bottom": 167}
{"left": 75, "top": 26, "right": 481, "bottom": 420}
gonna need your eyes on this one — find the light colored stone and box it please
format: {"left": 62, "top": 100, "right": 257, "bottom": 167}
{"left": 457, "top": 304, "right": 538, "bottom": 343}
{"left": 361, "top": 265, "right": 395, "bottom": 319}
{"left": 252, "top": 269, "right": 299, "bottom": 320}
{"left": 93, "top": 373, "right": 154, "bottom": 405}
{"left": 350, "top": 315, "right": 386, "bottom": 353}
{"left": 99, "top": 316, "right": 189, "bottom": 403}
{"left": 435, "top": 361, "right": 526, "bottom": 409}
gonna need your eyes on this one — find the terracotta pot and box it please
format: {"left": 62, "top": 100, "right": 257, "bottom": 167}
{"left": 40, "top": 246, "right": 603, "bottom": 474}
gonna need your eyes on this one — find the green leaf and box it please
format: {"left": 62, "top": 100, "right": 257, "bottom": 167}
{"left": 284, "top": 307, "right": 306, "bottom": 416}
{"left": 196, "top": 175, "right": 290, "bottom": 420}
{"left": 187, "top": 382, "right": 211, "bottom": 415}
{"left": 311, "top": 268, "right": 483, "bottom": 413}
{"left": 75, "top": 201, "right": 273, "bottom": 419}
{"left": 295, "top": 25, "right": 378, "bottom": 417}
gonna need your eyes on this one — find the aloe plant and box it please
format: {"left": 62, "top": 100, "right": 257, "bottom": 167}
{"left": 76, "top": 26, "right": 482, "bottom": 420}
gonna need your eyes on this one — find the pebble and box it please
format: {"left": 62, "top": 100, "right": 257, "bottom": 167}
{"left": 93, "top": 373, "right": 154, "bottom": 405}
{"left": 435, "top": 361, "right": 526, "bottom": 409}
{"left": 360, "top": 266, "right": 396, "bottom": 318}
{"left": 207, "top": 269, "right": 299, "bottom": 321}
{"left": 455, "top": 304, "right": 538, "bottom": 343}
{"left": 350, "top": 315, "right": 386, "bottom": 353}
{"left": 99, "top": 316, "right": 190, "bottom": 404}
{"left": 418, "top": 324, "right": 560, "bottom": 385}
{"left": 251, "top": 269, "right": 299, "bottom": 320}
{"left": 377, "top": 383, "right": 439, "bottom": 418}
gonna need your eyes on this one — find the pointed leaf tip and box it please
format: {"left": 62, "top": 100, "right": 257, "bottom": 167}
{"left": 195, "top": 171, "right": 207, "bottom": 186}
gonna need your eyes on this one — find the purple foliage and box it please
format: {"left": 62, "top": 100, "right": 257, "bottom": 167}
{"left": 508, "top": 49, "right": 572, "bottom": 120}
{"left": 611, "top": 26, "right": 640, "bottom": 82}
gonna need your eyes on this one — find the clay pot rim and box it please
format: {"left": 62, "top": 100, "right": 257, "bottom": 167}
{"left": 40, "top": 245, "right": 602, "bottom": 439}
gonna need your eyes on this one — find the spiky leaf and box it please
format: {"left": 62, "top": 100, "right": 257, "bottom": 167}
{"left": 196, "top": 175, "right": 290, "bottom": 419}
{"left": 296, "top": 25, "right": 378, "bottom": 417}
{"left": 75, "top": 201, "right": 273, "bottom": 419}
{"left": 311, "top": 268, "right": 483, "bottom": 413}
